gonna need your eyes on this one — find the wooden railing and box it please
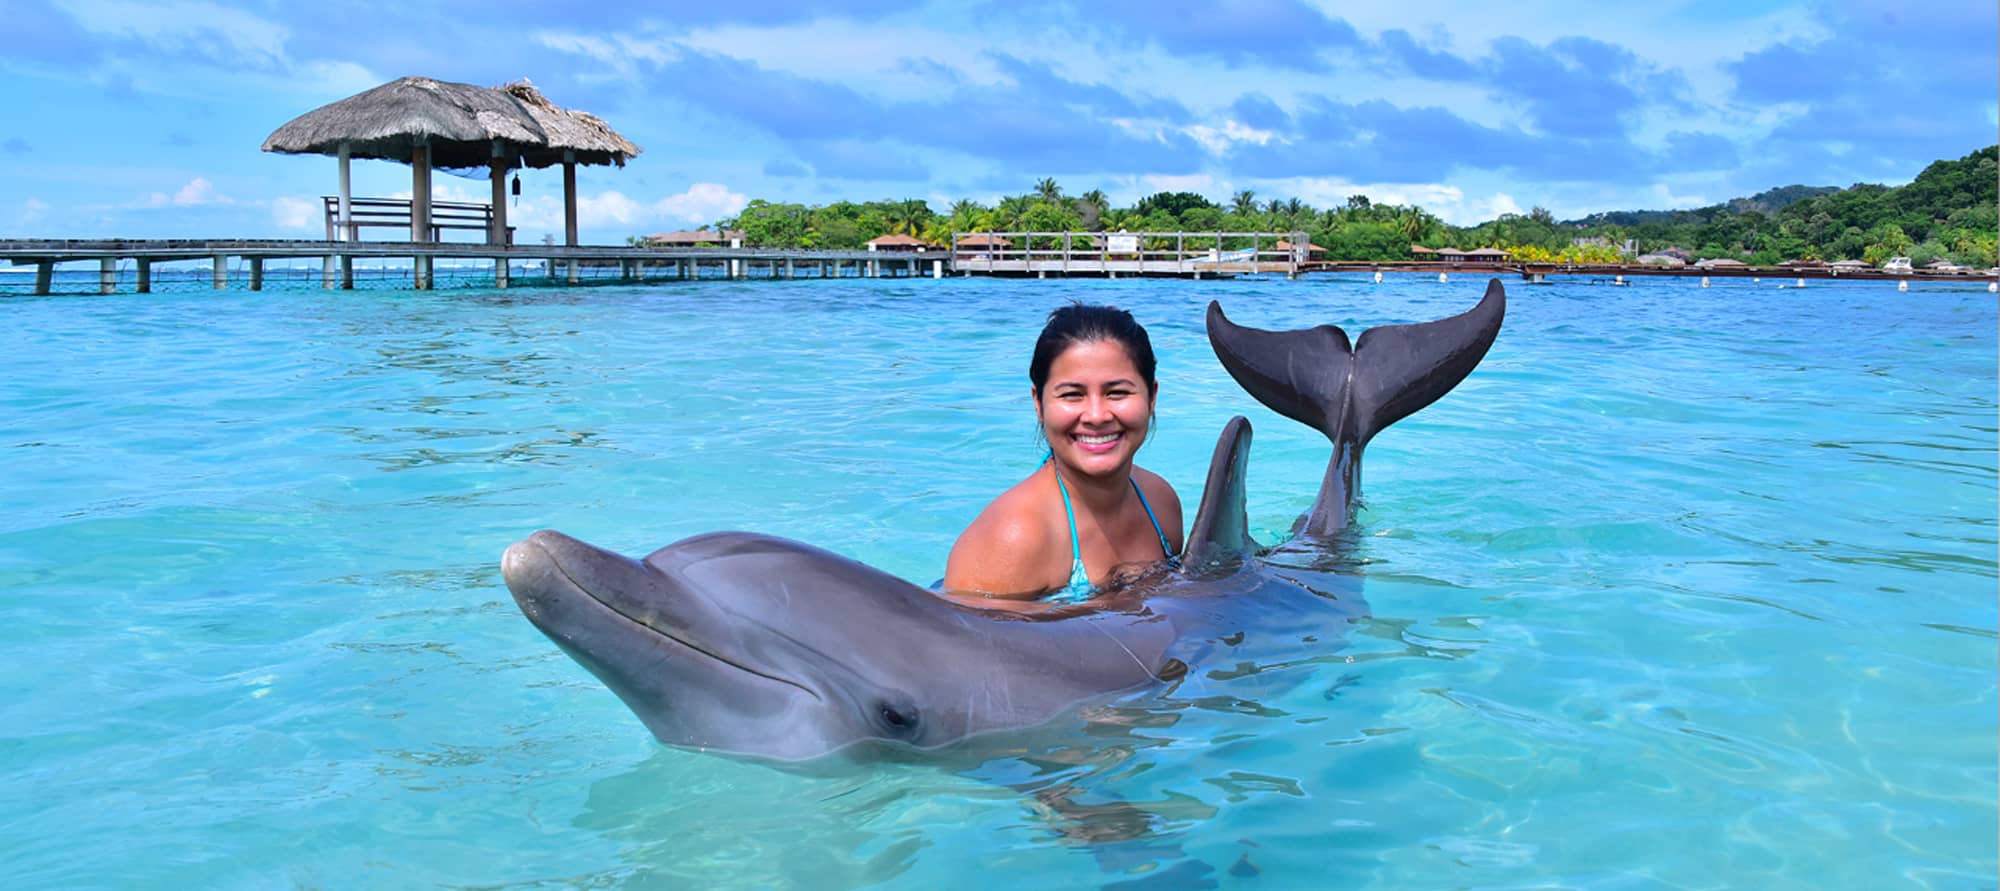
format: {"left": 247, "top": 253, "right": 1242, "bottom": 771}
{"left": 322, "top": 197, "right": 513, "bottom": 245}
{"left": 948, "top": 231, "right": 1310, "bottom": 275}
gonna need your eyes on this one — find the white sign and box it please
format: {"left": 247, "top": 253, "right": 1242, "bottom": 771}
{"left": 1106, "top": 234, "right": 1139, "bottom": 253}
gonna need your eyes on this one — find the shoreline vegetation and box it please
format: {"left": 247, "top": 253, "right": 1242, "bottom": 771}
{"left": 667, "top": 146, "right": 1996, "bottom": 271}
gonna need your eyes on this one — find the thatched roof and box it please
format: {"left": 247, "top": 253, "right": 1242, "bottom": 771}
{"left": 866, "top": 233, "right": 930, "bottom": 248}
{"left": 263, "top": 76, "right": 640, "bottom": 171}
{"left": 1275, "top": 239, "right": 1327, "bottom": 254}
{"left": 262, "top": 76, "right": 548, "bottom": 169}
{"left": 956, "top": 233, "right": 1013, "bottom": 247}
{"left": 498, "top": 80, "right": 642, "bottom": 169}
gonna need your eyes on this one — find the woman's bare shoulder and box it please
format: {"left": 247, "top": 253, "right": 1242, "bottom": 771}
{"left": 945, "top": 476, "right": 1059, "bottom": 596}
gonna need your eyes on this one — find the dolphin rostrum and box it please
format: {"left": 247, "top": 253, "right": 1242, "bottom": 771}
{"left": 503, "top": 281, "right": 1505, "bottom": 761}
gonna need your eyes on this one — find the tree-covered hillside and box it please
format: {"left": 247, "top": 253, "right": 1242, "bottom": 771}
{"left": 702, "top": 146, "right": 1997, "bottom": 268}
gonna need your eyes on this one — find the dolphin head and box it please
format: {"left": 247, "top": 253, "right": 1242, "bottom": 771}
{"left": 503, "top": 529, "right": 1176, "bottom": 761}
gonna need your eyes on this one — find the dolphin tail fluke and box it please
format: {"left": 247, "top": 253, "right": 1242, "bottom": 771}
{"left": 1206, "top": 279, "right": 1505, "bottom": 536}
{"left": 1205, "top": 279, "right": 1505, "bottom": 448}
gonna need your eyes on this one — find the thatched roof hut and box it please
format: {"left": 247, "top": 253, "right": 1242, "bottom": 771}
{"left": 262, "top": 76, "right": 546, "bottom": 170}
{"left": 498, "top": 80, "right": 642, "bottom": 169}
{"left": 264, "top": 76, "right": 641, "bottom": 247}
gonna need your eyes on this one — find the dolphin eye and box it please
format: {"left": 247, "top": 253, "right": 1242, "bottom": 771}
{"left": 876, "top": 702, "right": 919, "bottom": 735}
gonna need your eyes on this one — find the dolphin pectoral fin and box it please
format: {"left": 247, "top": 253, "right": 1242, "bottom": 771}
{"left": 1182, "top": 416, "right": 1257, "bottom": 572}
{"left": 1349, "top": 278, "right": 1506, "bottom": 444}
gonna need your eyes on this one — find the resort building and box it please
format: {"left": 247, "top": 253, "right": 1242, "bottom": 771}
{"left": 865, "top": 234, "right": 930, "bottom": 252}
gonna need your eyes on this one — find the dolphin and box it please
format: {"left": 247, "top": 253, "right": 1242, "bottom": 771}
{"left": 503, "top": 280, "right": 1505, "bottom": 762}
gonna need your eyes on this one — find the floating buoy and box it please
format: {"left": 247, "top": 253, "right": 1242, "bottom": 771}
{"left": 1897, "top": 280, "right": 1908, "bottom": 292}
{"left": 1373, "top": 271, "right": 1383, "bottom": 283}
{"left": 1796, "top": 278, "right": 1806, "bottom": 288}
{"left": 1614, "top": 275, "right": 1624, "bottom": 285}
{"left": 1752, "top": 277, "right": 1760, "bottom": 283}
{"left": 1988, "top": 281, "right": 1997, "bottom": 293}
{"left": 1700, "top": 276, "right": 1710, "bottom": 288}
{"left": 1438, "top": 272, "right": 1448, "bottom": 283}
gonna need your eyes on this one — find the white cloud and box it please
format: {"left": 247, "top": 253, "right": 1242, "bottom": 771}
{"left": 655, "top": 183, "right": 748, "bottom": 224}
{"left": 173, "top": 177, "right": 223, "bottom": 206}
{"left": 271, "top": 196, "right": 315, "bottom": 230}
{"left": 57, "top": 0, "right": 290, "bottom": 68}
{"left": 1262, "top": 176, "right": 1532, "bottom": 226}
{"left": 19, "top": 198, "right": 47, "bottom": 226}
{"left": 1184, "top": 120, "right": 1282, "bottom": 155}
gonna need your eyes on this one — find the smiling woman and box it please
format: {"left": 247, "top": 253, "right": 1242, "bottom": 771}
{"left": 944, "top": 303, "right": 1184, "bottom": 603}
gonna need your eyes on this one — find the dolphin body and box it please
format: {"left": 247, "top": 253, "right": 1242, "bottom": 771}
{"left": 503, "top": 281, "right": 1505, "bottom": 762}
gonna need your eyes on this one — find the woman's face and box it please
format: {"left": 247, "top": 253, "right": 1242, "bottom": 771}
{"left": 1036, "top": 338, "right": 1155, "bottom": 478}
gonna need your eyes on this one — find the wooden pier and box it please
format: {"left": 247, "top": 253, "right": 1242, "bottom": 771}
{"left": 0, "top": 238, "right": 951, "bottom": 295}
{"left": 5, "top": 236, "right": 1994, "bottom": 296}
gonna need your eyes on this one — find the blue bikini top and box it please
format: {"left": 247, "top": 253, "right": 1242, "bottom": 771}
{"left": 1047, "top": 466, "right": 1175, "bottom": 604}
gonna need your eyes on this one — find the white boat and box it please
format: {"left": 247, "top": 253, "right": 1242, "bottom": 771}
{"left": 1882, "top": 256, "right": 1913, "bottom": 274}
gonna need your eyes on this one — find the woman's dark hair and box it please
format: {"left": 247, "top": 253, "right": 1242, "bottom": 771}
{"left": 1029, "top": 303, "right": 1157, "bottom": 397}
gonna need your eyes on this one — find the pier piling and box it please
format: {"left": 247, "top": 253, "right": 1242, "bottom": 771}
{"left": 100, "top": 258, "right": 115, "bottom": 295}
{"left": 136, "top": 259, "right": 151, "bottom": 294}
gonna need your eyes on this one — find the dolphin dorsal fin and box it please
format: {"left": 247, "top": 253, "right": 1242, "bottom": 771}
{"left": 1180, "top": 415, "right": 1257, "bottom": 572}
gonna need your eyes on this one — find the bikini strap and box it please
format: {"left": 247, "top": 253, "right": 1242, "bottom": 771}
{"left": 1129, "top": 478, "right": 1177, "bottom": 562}
{"left": 1050, "top": 465, "right": 1094, "bottom": 602}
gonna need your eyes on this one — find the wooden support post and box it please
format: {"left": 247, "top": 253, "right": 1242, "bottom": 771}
{"left": 415, "top": 255, "right": 432, "bottom": 290}
{"left": 490, "top": 141, "right": 510, "bottom": 247}
{"left": 34, "top": 261, "right": 52, "bottom": 295}
{"left": 337, "top": 144, "right": 353, "bottom": 241}
{"left": 412, "top": 143, "right": 432, "bottom": 243}
{"left": 495, "top": 257, "right": 509, "bottom": 289}
{"left": 562, "top": 150, "right": 578, "bottom": 247}
{"left": 785, "top": 258, "right": 794, "bottom": 279}
{"left": 621, "top": 260, "right": 635, "bottom": 281}
{"left": 100, "top": 258, "right": 116, "bottom": 295}
{"left": 566, "top": 259, "right": 578, "bottom": 285}
{"left": 932, "top": 259, "right": 942, "bottom": 279}
{"left": 341, "top": 255, "right": 354, "bottom": 289}
{"left": 249, "top": 257, "right": 264, "bottom": 291}
{"left": 136, "top": 259, "right": 152, "bottom": 293}
{"left": 323, "top": 255, "right": 336, "bottom": 289}
{"left": 212, "top": 254, "right": 227, "bottom": 289}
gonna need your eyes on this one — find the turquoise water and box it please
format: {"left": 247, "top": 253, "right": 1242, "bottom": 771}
{"left": 2, "top": 273, "right": 1993, "bottom": 889}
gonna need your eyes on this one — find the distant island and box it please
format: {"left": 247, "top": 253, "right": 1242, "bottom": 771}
{"left": 667, "top": 145, "right": 1996, "bottom": 271}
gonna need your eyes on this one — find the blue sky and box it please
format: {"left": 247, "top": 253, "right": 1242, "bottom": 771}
{"left": 3, "top": 0, "right": 1994, "bottom": 244}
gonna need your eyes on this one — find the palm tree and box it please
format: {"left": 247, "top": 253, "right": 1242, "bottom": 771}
{"left": 1231, "top": 189, "right": 1257, "bottom": 215}
{"left": 1035, "top": 178, "right": 1062, "bottom": 202}
{"left": 1079, "top": 189, "right": 1108, "bottom": 214}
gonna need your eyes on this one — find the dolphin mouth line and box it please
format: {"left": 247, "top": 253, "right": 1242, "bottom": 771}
{"left": 541, "top": 549, "right": 822, "bottom": 703}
